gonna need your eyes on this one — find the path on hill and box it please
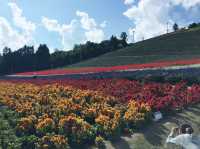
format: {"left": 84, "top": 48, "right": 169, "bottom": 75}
{"left": 99, "top": 104, "right": 200, "bottom": 149}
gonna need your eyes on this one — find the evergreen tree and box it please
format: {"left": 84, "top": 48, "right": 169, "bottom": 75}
{"left": 173, "top": 23, "right": 179, "bottom": 32}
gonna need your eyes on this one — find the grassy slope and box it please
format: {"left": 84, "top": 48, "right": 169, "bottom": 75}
{"left": 97, "top": 104, "right": 200, "bottom": 149}
{"left": 68, "top": 28, "right": 200, "bottom": 68}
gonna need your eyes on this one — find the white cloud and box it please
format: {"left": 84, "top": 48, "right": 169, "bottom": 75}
{"left": 124, "top": 0, "right": 135, "bottom": 5}
{"left": 124, "top": 0, "right": 172, "bottom": 41}
{"left": 85, "top": 28, "right": 105, "bottom": 43}
{"left": 42, "top": 11, "right": 107, "bottom": 50}
{"left": 76, "top": 10, "right": 105, "bottom": 43}
{"left": 128, "top": 27, "right": 134, "bottom": 43}
{"left": 172, "top": 0, "right": 200, "bottom": 9}
{"left": 123, "top": 0, "right": 200, "bottom": 42}
{"left": 76, "top": 11, "right": 97, "bottom": 30}
{"left": 100, "top": 21, "right": 107, "bottom": 28}
{"left": 0, "top": 2, "right": 36, "bottom": 53}
{"left": 42, "top": 17, "right": 78, "bottom": 50}
{"left": 0, "top": 17, "right": 32, "bottom": 52}
{"left": 41, "top": 17, "right": 61, "bottom": 32}
{"left": 8, "top": 2, "right": 36, "bottom": 34}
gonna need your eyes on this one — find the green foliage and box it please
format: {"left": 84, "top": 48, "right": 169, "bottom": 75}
{"left": 0, "top": 107, "right": 21, "bottom": 149}
{"left": 35, "top": 44, "right": 50, "bottom": 70}
{"left": 68, "top": 125, "right": 96, "bottom": 146}
{"left": 188, "top": 22, "right": 200, "bottom": 29}
{"left": 19, "top": 135, "right": 38, "bottom": 149}
{"left": 0, "top": 34, "right": 128, "bottom": 75}
{"left": 173, "top": 23, "right": 179, "bottom": 32}
{"left": 120, "top": 32, "right": 128, "bottom": 41}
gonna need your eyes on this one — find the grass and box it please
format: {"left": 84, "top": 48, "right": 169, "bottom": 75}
{"left": 98, "top": 104, "right": 200, "bottom": 149}
{"left": 67, "top": 28, "right": 200, "bottom": 68}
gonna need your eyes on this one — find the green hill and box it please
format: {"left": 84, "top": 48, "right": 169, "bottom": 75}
{"left": 67, "top": 28, "right": 200, "bottom": 68}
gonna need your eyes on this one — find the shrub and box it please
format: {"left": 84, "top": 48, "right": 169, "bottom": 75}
{"left": 16, "top": 116, "right": 36, "bottom": 136}
{"left": 95, "top": 110, "right": 122, "bottom": 139}
{"left": 38, "top": 135, "right": 69, "bottom": 149}
{"left": 124, "top": 100, "right": 151, "bottom": 129}
{"left": 36, "top": 115, "right": 55, "bottom": 135}
{"left": 58, "top": 115, "right": 96, "bottom": 145}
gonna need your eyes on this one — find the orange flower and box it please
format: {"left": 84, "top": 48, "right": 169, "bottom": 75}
{"left": 36, "top": 117, "right": 55, "bottom": 131}
{"left": 39, "top": 135, "right": 69, "bottom": 149}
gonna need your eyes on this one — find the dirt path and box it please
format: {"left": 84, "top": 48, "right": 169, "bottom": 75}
{"left": 102, "top": 104, "right": 200, "bottom": 149}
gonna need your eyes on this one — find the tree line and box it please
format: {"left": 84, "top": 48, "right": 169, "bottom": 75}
{"left": 173, "top": 21, "right": 200, "bottom": 32}
{"left": 0, "top": 33, "right": 128, "bottom": 75}
{"left": 0, "top": 21, "right": 199, "bottom": 75}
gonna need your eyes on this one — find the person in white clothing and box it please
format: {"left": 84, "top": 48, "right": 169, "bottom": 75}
{"left": 166, "top": 124, "right": 199, "bottom": 149}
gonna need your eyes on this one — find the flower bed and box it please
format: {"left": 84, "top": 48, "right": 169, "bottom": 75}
{"left": 0, "top": 82, "right": 151, "bottom": 148}
{"left": 0, "top": 79, "right": 200, "bottom": 148}
{"left": 3, "top": 79, "right": 200, "bottom": 111}
{"left": 15, "top": 58, "right": 200, "bottom": 76}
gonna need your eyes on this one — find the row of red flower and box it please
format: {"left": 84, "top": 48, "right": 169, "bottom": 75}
{"left": 15, "top": 58, "right": 200, "bottom": 76}
{"left": 3, "top": 79, "right": 200, "bottom": 111}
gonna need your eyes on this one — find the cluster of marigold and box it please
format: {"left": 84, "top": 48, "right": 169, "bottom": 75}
{"left": 4, "top": 79, "right": 200, "bottom": 112}
{"left": 0, "top": 82, "right": 151, "bottom": 148}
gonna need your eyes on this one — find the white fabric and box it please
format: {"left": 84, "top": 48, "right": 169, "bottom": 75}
{"left": 166, "top": 132, "right": 199, "bottom": 149}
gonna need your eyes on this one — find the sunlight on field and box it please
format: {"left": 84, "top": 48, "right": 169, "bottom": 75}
{"left": 0, "top": 80, "right": 200, "bottom": 148}
{"left": 103, "top": 104, "right": 200, "bottom": 149}
{"left": 1, "top": 1, "right": 200, "bottom": 149}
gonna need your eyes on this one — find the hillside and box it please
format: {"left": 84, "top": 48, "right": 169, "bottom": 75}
{"left": 67, "top": 28, "right": 200, "bottom": 68}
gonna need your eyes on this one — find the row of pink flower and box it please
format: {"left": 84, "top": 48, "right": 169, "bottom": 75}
{"left": 2, "top": 79, "right": 200, "bottom": 111}
{"left": 15, "top": 58, "right": 200, "bottom": 76}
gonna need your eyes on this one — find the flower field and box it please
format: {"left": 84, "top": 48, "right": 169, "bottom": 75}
{"left": 0, "top": 81, "right": 151, "bottom": 148}
{"left": 4, "top": 79, "right": 200, "bottom": 111}
{"left": 0, "top": 79, "right": 200, "bottom": 148}
{"left": 15, "top": 58, "right": 200, "bottom": 76}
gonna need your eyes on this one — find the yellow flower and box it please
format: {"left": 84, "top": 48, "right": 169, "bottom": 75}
{"left": 36, "top": 117, "right": 55, "bottom": 131}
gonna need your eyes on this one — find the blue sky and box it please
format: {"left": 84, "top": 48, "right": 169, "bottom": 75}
{"left": 15, "top": 0, "right": 131, "bottom": 47}
{"left": 0, "top": 0, "right": 200, "bottom": 53}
